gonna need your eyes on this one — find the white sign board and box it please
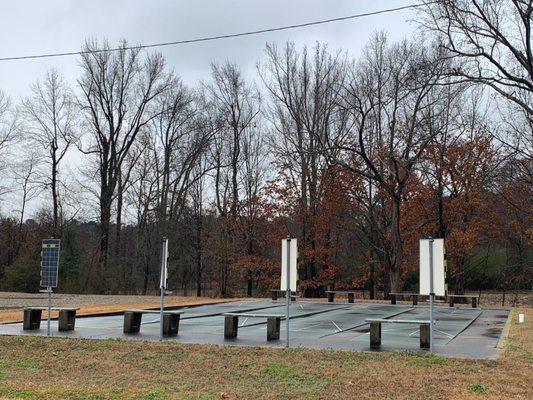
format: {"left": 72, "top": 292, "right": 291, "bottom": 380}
{"left": 419, "top": 239, "right": 445, "bottom": 296}
{"left": 280, "top": 238, "right": 297, "bottom": 292}
{"left": 160, "top": 238, "right": 169, "bottom": 289}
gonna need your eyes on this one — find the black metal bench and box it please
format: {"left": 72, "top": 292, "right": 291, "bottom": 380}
{"left": 123, "top": 309, "right": 184, "bottom": 336}
{"left": 325, "top": 290, "right": 360, "bottom": 303}
{"left": 270, "top": 290, "right": 299, "bottom": 301}
{"left": 366, "top": 318, "right": 431, "bottom": 349}
{"left": 447, "top": 294, "right": 480, "bottom": 308}
{"left": 223, "top": 313, "right": 284, "bottom": 341}
{"left": 23, "top": 307, "right": 79, "bottom": 331}
{"left": 389, "top": 292, "right": 423, "bottom": 306}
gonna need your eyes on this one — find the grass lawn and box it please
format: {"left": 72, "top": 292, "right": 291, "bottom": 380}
{"left": 0, "top": 308, "right": 530, "bottom": 400}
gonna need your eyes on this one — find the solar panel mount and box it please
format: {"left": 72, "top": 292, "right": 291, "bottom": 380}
{"left": 40, "top": 238, "right": 60, "bottom": 288}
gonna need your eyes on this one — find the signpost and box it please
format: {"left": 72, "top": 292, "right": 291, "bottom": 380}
{"left": 420, "top": 238, "right": 445, "bottom": 353}
{"left": 159, "top": 237, "right": 169, "bottom": 341}
{"left": 281, "top": 237, "right": 297, "bottom": 348}
{"left": 40, "top": 239, "right": 60, "bottom": 337}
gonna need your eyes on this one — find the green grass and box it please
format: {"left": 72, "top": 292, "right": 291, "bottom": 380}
{"left": 0, "top": 389, "right": 40, "bottom": 399}
{"left": 13, "top": 357, "right": 39, "bottom": 368}
{"left": 468, "top": 383, "right": 488, "bottom": 394}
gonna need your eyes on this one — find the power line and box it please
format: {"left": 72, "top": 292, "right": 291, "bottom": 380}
{"left": 0, "top": 3, "right": 425, "bottom": 62}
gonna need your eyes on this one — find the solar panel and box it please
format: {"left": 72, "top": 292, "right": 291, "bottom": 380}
{"left": 40, "top": 239, "right": 60, "bottom": 288}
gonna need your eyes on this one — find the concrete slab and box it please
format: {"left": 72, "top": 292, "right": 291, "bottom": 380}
{"left": 0, "top": 300, "right": 509, "bottom": 359}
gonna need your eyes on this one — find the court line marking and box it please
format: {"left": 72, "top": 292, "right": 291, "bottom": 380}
{"left": 331, "top": 320, "right": 342, "bottom": 332}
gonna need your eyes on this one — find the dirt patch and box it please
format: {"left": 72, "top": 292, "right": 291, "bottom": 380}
{"left": 0, "top": 293, "right": 240, "bottom": 323}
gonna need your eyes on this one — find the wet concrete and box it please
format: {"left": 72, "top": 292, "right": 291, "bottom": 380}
{"left": 0, "top": 300, "right": 509, "bottom": 359}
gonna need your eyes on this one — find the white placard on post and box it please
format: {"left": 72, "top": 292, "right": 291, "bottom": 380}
{"left": 159, "top": 237, "right": 169, "bottom": 341}
{"left": 280, "top": 238, "right": 297, "bottom": 292}
{"left": 419, "top": 238, "right": 445, "bottom": 296}
{"left": 160, "top": 238, "right": 169, "bottom": 289}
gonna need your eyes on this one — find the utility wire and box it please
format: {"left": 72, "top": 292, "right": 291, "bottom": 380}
{"left": 0, "top": 3, "right": 425, "bottom": 62}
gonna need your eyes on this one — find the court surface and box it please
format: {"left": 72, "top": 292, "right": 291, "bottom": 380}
{"left": 0, "top": 300, "right": 509, "bottom": 359}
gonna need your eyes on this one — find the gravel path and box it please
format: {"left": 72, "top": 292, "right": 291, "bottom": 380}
{"left": 0, "top": 292, "right": 189, "bottom": 310}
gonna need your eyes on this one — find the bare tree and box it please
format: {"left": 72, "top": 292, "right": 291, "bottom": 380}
{"left": 205, "top": 62, "right": 261, "bottom": 220}
{"left": 238, "top": 123, "right": 268, "bottom": 296}
{"left": 260, "top": 42, "right": 347, "bottom": 296}
{"left": 420, "top": 0, "right": 533, "bottom": 155}
{"left": 126, "top": 132, "right": 159, "bottom": 294}
{"left": 77, "top": 39, "right": 171, "bottom": 285}
{"left": 21, "top": 69, "right": 76, "bottom": 234}
{"left": 12, "top": 153, "right": 42, "bottom": 227}
{"left": 113, "top": 143, "right": 143, "bottom": 255}
{"left": 0, "top": 90, "right": 16, "bottom": 199}
{"left": 189, "top": 155, "right": 209, "bottom": 297}
{"left": 121, "top": 82, "right": 215, "bottom": 294}
{"left": 151, "top": 77, "right": 213, "bottom": 225}
{"left": 325, "top": 35, "right": 452, "bottom": 291}
{"left": 203, "top": 62, "right": 261, "bottom": 296}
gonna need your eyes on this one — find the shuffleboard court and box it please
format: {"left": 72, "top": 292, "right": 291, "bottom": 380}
{"left": 0, "top": 300, "right": 509, "bottom": 359}
{"left": 349, "top": 307, "right": 483, "bottom": 347}
{"left": 291, "top": 304, "right": 414, "bottom": 338}
{"left": 178, "top": 302, "right": 351, "bottom": 334}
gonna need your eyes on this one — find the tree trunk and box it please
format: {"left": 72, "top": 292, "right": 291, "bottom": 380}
{"left": 195, "top": 213, "right": 203, "bottom": 297}
{"left": 51, "top": 155, "right": 59, "bottom": 236}
{"left": 436, "top": 187, "right": 445, "bottom": 238}
{"left": 196, "top": 259, "right": 202, "bottom": 297}
{"left": 99, "top": 188, "right": 113, "bottom": 291}
{"left": 247, "top": 272, "right": 253, "bottom": 297}
{"left": 142, "top": 261, "right": 149, "bottom": 295}
{"left": 369, "top": 252, "right": 377, "bottom": 300}
{"left": 389, "top": 196, "right": 403, "bottom": 292}
{"left": 230, "top": 125, "right": 239, "bottom": 219}
{"left": 115, "top": 174, "right": 123, "bottom": 256}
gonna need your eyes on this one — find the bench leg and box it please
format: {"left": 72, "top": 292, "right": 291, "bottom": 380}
{"left": 449, "top": 297, "right": 454, "bottom": 307}
{"left": 390, "top": 294, "right": 396, "bottom": 305}
{"left": 327, "top": 292, "right": 334, "bottom": 303}
{"left": 123, "top": 312, "right": 142, "bottom": 334}
{"left": 267, "top": 317, "right": 281, "bottom": 341}
{"left": 224, "top": 315, "right": 238, "bottom": 339}
{"left": 412, "top": 295, "right": 418, "bottom": 306}
{"left": 23, "top": 309, "right": 42, "bottom": 330}
{"left": 472, "top": 297, "right": 478, "bottom": 308}
{"left": 163, "top": 314, "right": 180, "bottom": 336}
{"left": 58, "top": 310, "right": 76, "bottom": 331}
{"left": 348, "top": 293, "right": 354, "bottom": 303}
{"left": 271, "top": 290, "right": 278, "bottom": 301}
{"left": 420, "top": 324, "right": 430, "bottom": 349}
{"left": 370, "top": 322, "right": 381, "bottom": 349}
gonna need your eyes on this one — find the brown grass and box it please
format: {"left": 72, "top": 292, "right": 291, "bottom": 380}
{"left": 0, "top": 298, "right": 237, "bottom": 324}
{"left": 0, "top": 307, "right": 531, "bottom": 399}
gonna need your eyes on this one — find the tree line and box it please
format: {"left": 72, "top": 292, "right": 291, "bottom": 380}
{"left": 0, "top": 1, "right": 531, "bottom": 296}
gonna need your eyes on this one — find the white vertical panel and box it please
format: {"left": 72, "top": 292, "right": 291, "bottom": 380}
{"left": 280, "top": 238, "right": 298, "bottom": 291}
{"left": 419, "top": 239, "right": 445, "bottom": 296}
{"left": 160, "top": 239, "right": 168, "bottom": 289}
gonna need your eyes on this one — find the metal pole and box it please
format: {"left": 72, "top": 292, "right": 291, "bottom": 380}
{"left": 47, "top": 287, "right": 52, "bottom": 337}
{"left": 160, "top": 284, "right": 164, "bottom": 341}
{"left": 285, "top": 237, "right": 291, "bottom": 348}
{"left": 428, "top": 237, "right": 434, "bottom": 353}
{"left": 159, "top": 237, "right": 167, "bottom": 342}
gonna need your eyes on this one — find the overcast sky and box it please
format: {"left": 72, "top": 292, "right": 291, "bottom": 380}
{"left": 0, "top": 0, "right": 420, "bottom": 219}
{"left": 0, "top": 0, "right": 418, "bottom": 100}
